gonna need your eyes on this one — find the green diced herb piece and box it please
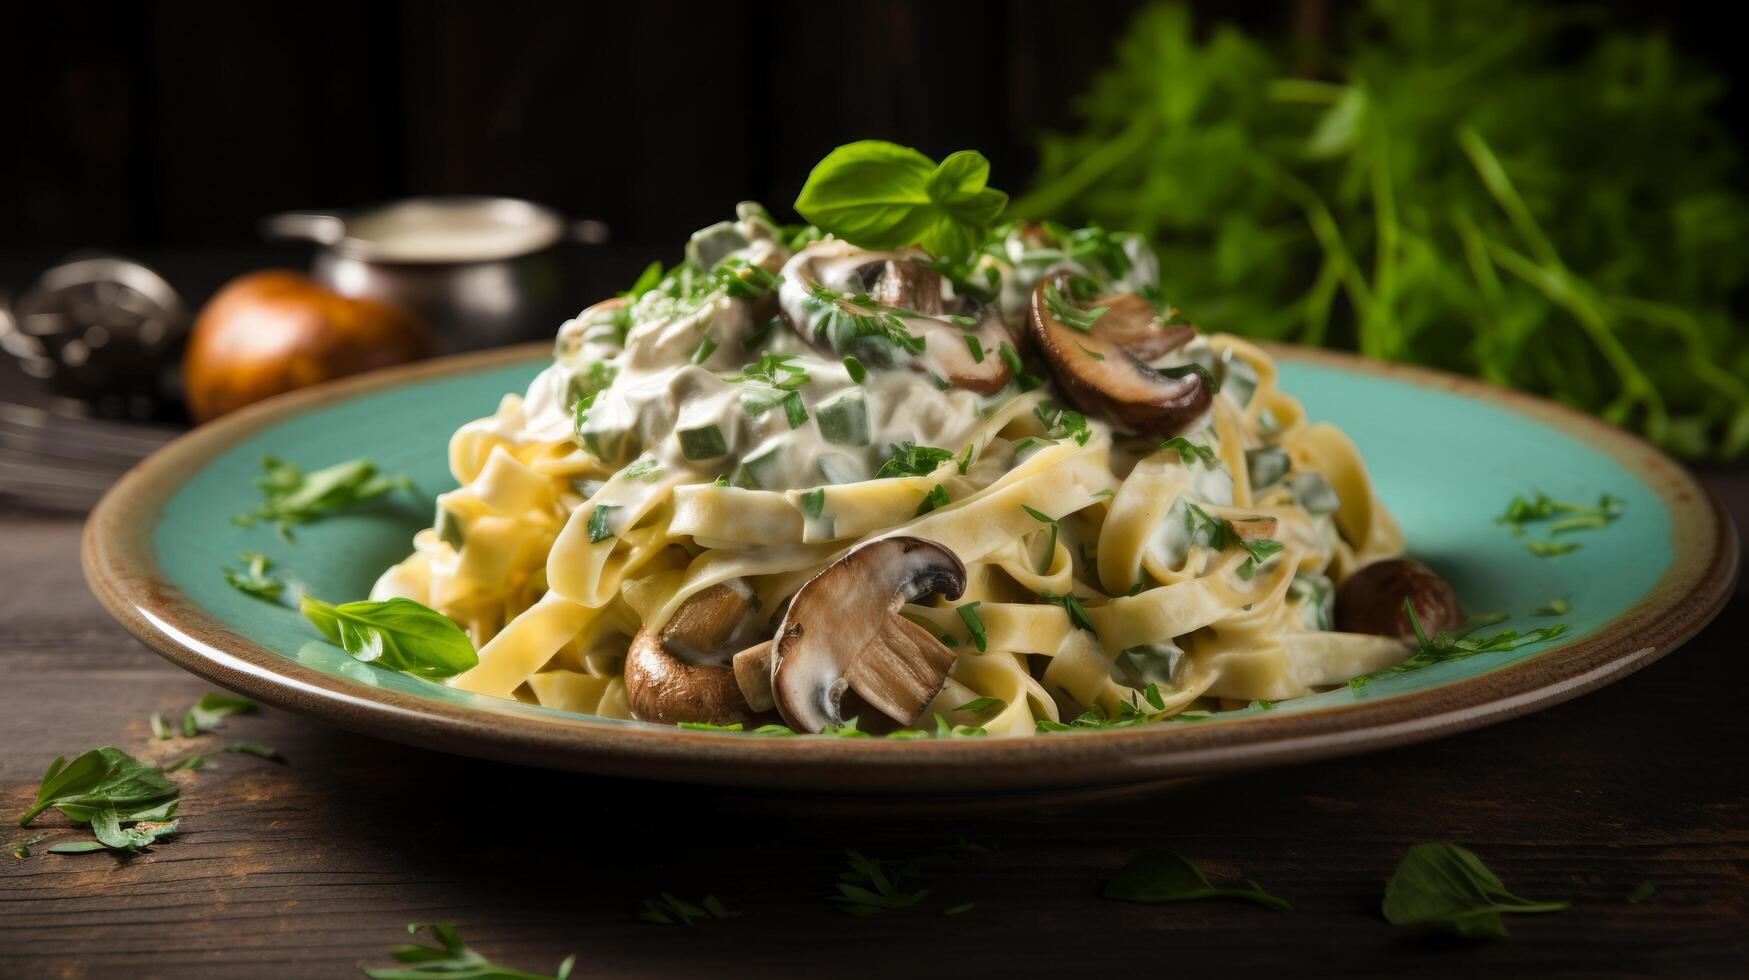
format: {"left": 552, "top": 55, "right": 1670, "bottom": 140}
{"left": 1104, "top": 848, "right": 1290, "bottom": 910}
{"left": 299, "top": 595, "right": 479, "bottom": 679}
{"left": 997, "top": 341, "right": 1025, "bottom": 377}
{"left": 801, "top": 488, "right": 826, "bottom": 519}
{"left": 180, "top": 692, "right": 256, "bottom": 737}
{"left": 678, "top": 425, "right": 728, "bottom": 461}
{"left": 816, "top": 453, "right": 863, "bottom": 485}
{"left": 963, "top": 334, "right": 985, "bottom": 363}
{"left": 1291, "top": 472, "right": 1341, "bottom": 515}
{"left": 1022, "top": 504, "right": 1059, "bottom": 574}
{"left": 223, "top": 550, "right": 282, "bottom": 601}
{"left": 1536, "top": 597, "right": 1570, "bottom": 616}
{"left": 956, "top": 441, "right": 979, "bottom": 475}
{"left": 1040, "top": 589, "right": 1097, "bottom": 635}
{"left": 1042, "top": 280, "right": 1108, "bottom": 331}
{"left": 434, "top": 505, "right": 465, "bottom": 551}
{"left": 1161, "top": 436, "right": 1217, "bottom": 467}
{"left": 1245, "top": 446, "right": 1290, "bottom": 489}
{"left": 1115, "top": 643, "right": 1184, "bottom": 688}
{"left": 781, "top": 391, "right": 809, "bottom": 429}
{"left": 1383, "top": 842, "right": 1568, "bottom": 938}
{"left": 877, "top": 441, "right": 955, "bottom": 478}
{"left": 954, "top": 697, "right": 1004, "bottom": 713}
{"left": 1627, "top": 881, "right": 1654, "bottom": 904}
{"left": 843, "top": 356, "right": 867, "bottom": 383}
{"left": 815, "top": 390, "right": 870, "bottom": 446}
{"left": 739, "top": 443, "right": 784, "bottom": 489}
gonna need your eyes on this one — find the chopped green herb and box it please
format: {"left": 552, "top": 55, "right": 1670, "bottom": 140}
{"left": 962, "top": 333, "right": 985, "bottom": 363}
{"left": 617, "top": 456, "right": 663, "bottom": 482}
{"left": 676, "top": 721, "right": 744, "bottom": 732}
{"left": 1039, "top": 589, "right": 1097, "bottom": 635}
{"left": 300, "top": 596, "right": 478, "bottom": 679}
{"left": 223, "top": 550, "right": 282, "bottom": 601}
{"left": 1091, "top": 488, "right": 1115, "bottom": 500}
{"left": 365, "top": 922, "right": 574, "bottom": 980}
{"left": 639, "top": 892, "right": 740, "bottom": 926}
{"left": 149, "top": 713, "right": 174, "bottom": 740}
{"left": 956, "top": 441, "right": 979, "bottom": 475}
{"left": 1383, "top": 842, "right": 1568, "bottom": 938}
{"left": 1248, "top": 699, "right": 1276, "bottom": 711}
{"left": 587, "top": 504, "right": 618, "bottom": 543}
{"left": 1626, "top": 881, "right": 1655, "bottom": 904}
{"left": 162, "top": 755, "right": 208, "bottom": 772}
{"left": 1526, "top": 540, "right": 1581, "bottom": 557}
{"left": 1104, "top": 848, "right": 1291, "bottom": 911}
{"left": 236, "top": 456, "right": 410, "bottom": 540}
{"left": 689, "top": 336, "right": 718, "bottom": 365}
{"left": 179, "top": 692, "right": 256, "bottom": 737}
{"left": 1350, "top": 601, "right": 1569, "bottom": 689}
{"left": 1536, "top": 598, "right": 1570, "bottom": 616}
{"left": 943, "top": 902, "right": 975, "bottom": 916}
{"left": 1158, "top": 362, "right": 1219, "bottom": 394}
{"left": 1021, "top": 504, "right": 1060, "bottom": 573}
{"left": 954, "top": 697, "right": 1004, "bottom": 713}
{"left": 726, "top": 351, "right": 811, "bottom": 390}
{"left": 815, "top": 390, "right": 870, "bottom": 446}
{"left": 1161, "top": 436, "right": 1217, "bottom": 467}
{"left": 1075, "top": 341, "right": 1106, "bottom": 360}
{"left": 957, "top": 601, "right": 988, "bottom": 652}
{"left": 915, "top": 483, "right": 950, "bottom": 516}
{"left": 997, "top": 341, "right": 1025, "bottom": 377}
{"left": 1042, "top": 280, "right": 1109, "bottom": 331}
{"left": 877, "top": 442, "right": 956, "bottom": 478}
{"left": 827, "top": 849, "right": 930, "bottom": 916}
{"left": 800, "top": 488, "right": 826, "bottom": 519}
{"left": 224, "top": 742, "right": 286, "bottom": 764}
{"left": 843, "top": 356, "right": 867, "bottom": 383}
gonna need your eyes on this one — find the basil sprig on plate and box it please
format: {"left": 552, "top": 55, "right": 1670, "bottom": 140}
{"left": 300, "top": 596, "right": 478, "bottom": 679}
{"left": 794, "top": 141, "right": 1008, "bottom": 262}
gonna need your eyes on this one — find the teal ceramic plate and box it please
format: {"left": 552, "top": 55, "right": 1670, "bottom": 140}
{"left": 84, "top": 344, "right": 1737, "bottom": 792}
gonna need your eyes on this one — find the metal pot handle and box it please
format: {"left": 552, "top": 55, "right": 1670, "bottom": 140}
{"left": 260, "top": 210, "right": 346, "bottom": 245}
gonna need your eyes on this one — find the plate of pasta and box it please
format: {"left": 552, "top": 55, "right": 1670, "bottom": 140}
{"left": 84, "top": 163, "right": 1734, "bottom": 791}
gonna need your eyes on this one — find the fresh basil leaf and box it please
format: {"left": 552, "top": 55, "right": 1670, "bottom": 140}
{"left": 300, "top": 596, "right": 477, "bottom": 679}
{"left": 794, "top": 141, "right": 1008, "bottom": 261}
{"left": 237, "top": 456, "right": 410, "bottom": 538}
{"left": 1104, "top": 848, "right": 1291, "bottom": 910}
{"left": 1382, "top": 842, "right": 1568, "bottom": 938}
{"left": 20, "top": 747, "right": 179, "bottom": 827}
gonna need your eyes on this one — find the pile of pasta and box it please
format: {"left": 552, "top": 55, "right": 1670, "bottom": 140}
{"left": 374, "top": 332, "right": 1412, "bottom": 736}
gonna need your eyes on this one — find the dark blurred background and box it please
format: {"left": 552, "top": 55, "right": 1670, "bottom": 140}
{"left": 6, "top": 0, "right": 1744, "bottom": 254}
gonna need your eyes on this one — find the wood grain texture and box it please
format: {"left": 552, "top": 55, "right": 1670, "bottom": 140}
{"left": 2, "top": 502, "right": 1746, "bottom": 979}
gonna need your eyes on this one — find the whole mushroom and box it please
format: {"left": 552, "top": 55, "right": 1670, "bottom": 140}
{"left": 1334, "top": 558, "right": 1465, "bottom": 639}
{"left": 770, "top": 536, "right": 966, "bottom": 733}
{"left": 779, "top": 241, "right": 1013, "bottom": 394}
{"left": 625, "top": 580, "right": 771, "bottom": 725}
{"left": 1028, "top": 272, "right": 1210, "bottom": 436}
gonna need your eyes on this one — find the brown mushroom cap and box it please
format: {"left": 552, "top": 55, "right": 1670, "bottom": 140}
{"left": 770, "top": 536, "right": 966, "bottom": 733}
{"left": 1334, "top": 558, "right": 1466, "bottom": 639}
{"left": 780, "top": 242, "right": 1013, "bottom": 394}
{"left": 1028, "top": 274, "right": 1210, "bottom": 436}
{"left": 625, "top": 581, "right": 761, "bottom": 725}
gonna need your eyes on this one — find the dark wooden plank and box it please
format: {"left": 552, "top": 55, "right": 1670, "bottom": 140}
{"left": 1, "top": 503, "right": 1746, "bottom": 978}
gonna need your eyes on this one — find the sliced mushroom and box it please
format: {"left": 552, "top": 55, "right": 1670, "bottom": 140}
{"left": 1029, "top": 274, "right": 1211, "bottom": 436}
{"left": 779, "top": 241, "right": 1012, "bottom": 393}
{"left": 1334, "top": 559, "right": 1465, "bottom": 639}
{"left": 1229, "top": 516, "right": 1279, "bottom": 541}
{"left": 625, "top": 581, "right": 761, "bottom": 725}
{"left": 770, "top": 536, "right": 966, "bottom": 733}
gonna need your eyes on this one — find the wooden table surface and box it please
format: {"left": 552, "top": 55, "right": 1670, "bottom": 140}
{"left": 0, "top": 475, "right": 1742, "bottom": 979}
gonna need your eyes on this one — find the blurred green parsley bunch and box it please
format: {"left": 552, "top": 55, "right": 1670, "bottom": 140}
{"left": 1016, "top": 0, "right": 1749, "bottom": 458}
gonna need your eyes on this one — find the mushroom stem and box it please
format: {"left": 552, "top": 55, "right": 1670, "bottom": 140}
{"left": 732, "top": 641, "right": 775, "bottom": 713}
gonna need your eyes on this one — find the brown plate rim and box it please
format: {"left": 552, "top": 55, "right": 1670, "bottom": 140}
{"left": 82, "top": 342, "right": 1740, "bottom": 792}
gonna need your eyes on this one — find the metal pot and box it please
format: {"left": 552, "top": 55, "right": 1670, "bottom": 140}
{"left": 263, "top": 196, "right": 607, "bottom": 352}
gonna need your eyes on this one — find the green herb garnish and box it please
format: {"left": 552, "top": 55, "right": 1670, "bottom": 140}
{"left": 587, "top": 504, "right": 617, "bottom": 543}
{"left": 222, "top": 550, "right": 282, "bottom": 601}
{"left": 234, "top": 456, "right": 409, "bottom": 540}
{"left": 1525, "top": 540, "right": 1581, "bottom": 558}
{"left": 1161, "top": 436, "right": 1217, "bottom": 467}
{"left": 1039, "top": 589, "right": 1097, "bottom": 635}
{"left": 1042, "top": 280, "right": 1108, "bottom": 331}
{"left": 915, "top": 483, "right": 950, "bottom": 516}
{"left": 843, "top": 356, "right": 867, "bottom": 383}
{"left": 688, "top": 336, "right": 718, "bottom": 365}
{"left": 827, "top": 849, "right": 930, "bottom": 917}
{"left": 300, "top": 596, "right": 477, "bottom": 679}
{"left": 1104, "top": 848, "right": 1291, "bottom": 910}
{"left": 1350, "top": 601, "right": 1568, "bottom": 689}
{"left": 365, "top": 922, "right": 574, "bottom": 980}
{"left": 1626, "top": 881, "right": 1655, "bottom": 904}
{"left": 224, "top": 742, "right": 286, "bottom": 764}
{"left": 1383, "top": 842, "right": 1567, "bottom": 938}
{"left": 1021, "top": 504, "right": 1060, "bottom": 573}
{"left": 957, "top": 601, "right": 988, "bottom": 652}
{"left": 794, "top": 141, "right": 1008, "bottom": 262}
{"left": 20, "top": 747, "right": 178, "bottom": 828}
{"left": 179, "top": 692, "right": 256, "bottom": 737}
{"left": 639, "top": 893, "right": 740, "bottom": 926}
{"left": 877, "top": 441, "right": 956, "bottom": 478}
